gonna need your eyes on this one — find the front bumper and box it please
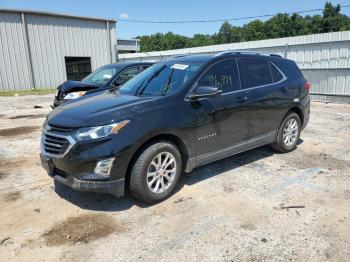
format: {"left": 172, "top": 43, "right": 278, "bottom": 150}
{"left": 52, "top": 168, "right": 125, "bottom": 197}
{"left": 41, "top": 154, "right": 125, "bottom": 197}
{"left": 52, "top": 97, "right": 66, "bottom": 108}
{"left": 40, "top": 129, "right": 135, "bottom": 197}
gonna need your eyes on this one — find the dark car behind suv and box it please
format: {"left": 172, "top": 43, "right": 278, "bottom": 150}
{"left": 41, "top": 52, "right": 310, "bottom": 203}
{"left": 53, "top": 62, "right": 153, "bottom": 107}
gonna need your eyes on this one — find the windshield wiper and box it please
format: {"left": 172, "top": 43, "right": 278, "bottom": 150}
{"left": 160, "top": 68, "right": 175, "bottom": 96}
{"left": 137, "top": 64, "right": 166, "bottom": 96}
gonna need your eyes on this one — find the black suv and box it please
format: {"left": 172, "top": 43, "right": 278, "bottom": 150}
{"left": 53, "top": 62, "right": 153, "bottom": 107}
{"left": 41, "top": 52, "right": 310, "bottom": 203}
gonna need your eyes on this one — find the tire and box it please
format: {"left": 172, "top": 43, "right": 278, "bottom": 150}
{"left": 270, "top": 112, "right": 301, "bottom": 153}
{"left": 129, "top": 141, "right": 182, "bottom": 204}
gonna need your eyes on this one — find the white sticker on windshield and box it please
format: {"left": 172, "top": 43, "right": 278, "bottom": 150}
{"left": 103, "top": 74, "right": 112, "bottom": 79}
{"left": 171, "top": 64, "right": 189, "bottom": 70}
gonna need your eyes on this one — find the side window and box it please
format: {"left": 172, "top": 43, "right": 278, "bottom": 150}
{"left": 239, "top": 58, "right": 272, "bottom": 88}
{"left": 270, "top": 62, "right": 284, "bottom": 82}
{"left": 114, "top": 67, "right": 140, "bottom": 85}
{"left": 197, "top": 59, "right": 240, "bottom": 93}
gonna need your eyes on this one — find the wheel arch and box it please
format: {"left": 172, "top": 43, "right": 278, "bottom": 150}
{"left": 286, "top": 106, "right": 304, "bottom": 126}
{"left": 125, "top": 133, "right": 190, "bottom": 183}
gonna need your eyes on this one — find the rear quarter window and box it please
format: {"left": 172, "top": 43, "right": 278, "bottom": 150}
{"left": 270, "top": 62, "right": 284, "bottom": 82}
{"left": 273, "top": 59, "right": 304, "bottom": 81}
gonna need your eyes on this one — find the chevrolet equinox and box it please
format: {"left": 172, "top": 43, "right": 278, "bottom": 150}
{"left": 40, "top": 52, "right": 310, "bottom": 203}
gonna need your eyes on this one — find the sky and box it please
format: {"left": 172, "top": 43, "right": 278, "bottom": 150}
{"left": 1, "top": 0, "right": 350, "bottom": 38}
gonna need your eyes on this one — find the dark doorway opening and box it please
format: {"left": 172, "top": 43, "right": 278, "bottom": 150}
{"left": 65, "top": 57, "right": 92, "bottom": 81}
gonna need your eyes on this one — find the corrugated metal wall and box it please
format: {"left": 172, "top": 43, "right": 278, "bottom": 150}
{"left": 0, "top": 10, "right": 117, "bottom": 92}
{"left": 0, "top": 12, "right": 32, "bottom": 91}
{"left": 119, "top": 31, "right": 350, "bottom": 103}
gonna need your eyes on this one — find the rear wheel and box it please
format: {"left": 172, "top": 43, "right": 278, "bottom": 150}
{"left": 271, "top": 112, "right": 301, "bottom": 153}
{"left": 129, "top": 141, "right": 182, "bottom": 204}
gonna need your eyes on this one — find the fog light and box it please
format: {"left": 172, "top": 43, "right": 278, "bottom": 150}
{"left": 94, "top": 158, "right": 115, "bottom": 177}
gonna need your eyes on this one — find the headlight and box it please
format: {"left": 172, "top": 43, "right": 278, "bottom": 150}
{"left": 74, "top": 120, "right": 130, "bottom": 141}
{"left": 64, "top": 91, "right": 86, "bottom": 100}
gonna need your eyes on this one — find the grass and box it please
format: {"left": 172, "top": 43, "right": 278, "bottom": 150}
{"left": 0, "top": 88, "right": 56, "bottom": 97}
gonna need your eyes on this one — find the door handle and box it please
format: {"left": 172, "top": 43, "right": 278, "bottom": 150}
{"left": 235, "top": 96, "right": 248, "bottom": 103}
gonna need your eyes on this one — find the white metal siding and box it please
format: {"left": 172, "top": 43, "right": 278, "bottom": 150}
{"left": 119, "top": 31, "right": 350, "bottom": 103}
{"left": 0, "top": 12, "right": 32, "bottom": 91}
{"left": 0, "top": 10, "right": 116, "bottom": 91}
{"left": 26, "top": 14, "right": 112, "bottom": 88}
{"left": 110, "top": 25, "right": 117, "bottom": 63}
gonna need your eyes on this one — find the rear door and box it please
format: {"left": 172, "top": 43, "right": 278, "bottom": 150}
{"left": 190, "top": 58, "right": 250, "bottom": 157}
{"left": 238, "top": 57, "right": 289, "bottom": 138}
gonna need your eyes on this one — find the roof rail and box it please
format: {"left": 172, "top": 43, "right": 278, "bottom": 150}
{"left": 214, "top": 50, "right": 282, "bottom": 58}
{"left": 168, "top": 54, "right": 190, "bottom": 59}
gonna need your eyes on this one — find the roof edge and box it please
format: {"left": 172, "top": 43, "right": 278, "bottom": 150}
{"left": 0, "top": 8, "right": 116, "bottom": 23}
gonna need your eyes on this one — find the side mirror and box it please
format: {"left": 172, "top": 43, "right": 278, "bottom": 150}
{"left": 110, "top": 80, "right": 123, "bottom": 90}
{"left": 188, "top": 86, "right": 222, "bottom": 101}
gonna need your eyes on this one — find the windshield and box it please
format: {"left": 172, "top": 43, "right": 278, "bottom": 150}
{"left": 118, "top": 61, "right": 204, "bottom": 96}
{"left": 82, "top": 66, "right": 120, "bottom": 85}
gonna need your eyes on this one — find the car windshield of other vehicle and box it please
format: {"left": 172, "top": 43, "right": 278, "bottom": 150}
{"left": 82, "top": 67, "right": 119, "bottom": 85}
{"left": 118, "top": 62, "right": 204, "bottom": 96}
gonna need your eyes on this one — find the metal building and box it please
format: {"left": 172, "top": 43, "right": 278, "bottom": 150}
{"left": 117, "top": 38, "right": 140, "bottom": 54}
{"left": 119, "top": 31, "right": 350, "bottom": 103}
{"left": 0, "top": 9, "right": 117, "bottom": 92}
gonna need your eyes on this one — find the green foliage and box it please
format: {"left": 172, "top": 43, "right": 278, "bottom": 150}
{"left": 138, "top": 2, "right": 350, "bottom": 52}
{"left": 0, "top": 88, "right": 56, "bottom": 96}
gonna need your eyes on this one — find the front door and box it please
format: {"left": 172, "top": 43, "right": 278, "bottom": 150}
{"left": 189, "top": 59, "right": 250, "bottom": 158}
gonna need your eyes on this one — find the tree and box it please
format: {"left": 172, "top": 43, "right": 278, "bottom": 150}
{"left": 136, "top": 3, "right": 350, "bottom": 52}
{"left": 215, "top": 22, "right": 233, "bottom": 44}
{"left": 242, "top": 20, "right": 265, "bottom": 41}
{"left": 322, "top": 2, "right": 342, "bottom": 32}
{"left": 192, "top": 34, "right": 215, "bottom": 47}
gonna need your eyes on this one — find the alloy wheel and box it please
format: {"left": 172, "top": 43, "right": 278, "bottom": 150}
{"left": 147, "top": 152, "right": 177, "bottom": 194}
{"left": 283, "top": 118, "right": 299, "bottom": 146}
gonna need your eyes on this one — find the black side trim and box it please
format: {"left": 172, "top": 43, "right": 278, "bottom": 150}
{"left": 185, "top": 131, "right": 276, "bottom": 172}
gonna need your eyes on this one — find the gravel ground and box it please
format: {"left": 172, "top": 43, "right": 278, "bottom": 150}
{"left": 0, "top": 94, "right": 349, "bottom": 262}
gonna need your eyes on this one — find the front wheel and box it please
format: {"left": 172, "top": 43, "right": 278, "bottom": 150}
{"left": 270, "top": 112, "right": 301, "bottom": 153}
{"left": 129, "top": 141, "right": 182, "bottom": 204}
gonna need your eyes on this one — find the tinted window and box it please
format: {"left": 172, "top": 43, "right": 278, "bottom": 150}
{"left": 114, "top": 67, "right": 140, "bottom": 85}
{"left": 270, "top": 62, "right": 284, "bottom": 82}
{"left": 239, "top": 58, "right": 272, "bottom": 88}
{"left": 275, "top": 60, "right": 304, "bottom": 80}
{"left": 197, "top": 59, "right": 240, "bottom": 93}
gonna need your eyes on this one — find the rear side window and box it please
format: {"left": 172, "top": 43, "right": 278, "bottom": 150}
{"left": 197, "top": 59, "right": 240, "bottom": 93}
{"left": 270, "top": 62, "right": 284, "bottom": 82}
{"left": 239, "top": 58, "right": 272, "bottom": 88}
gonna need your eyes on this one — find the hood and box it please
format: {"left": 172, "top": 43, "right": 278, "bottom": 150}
{"left": 59, "top": 81, "right": 101, "bottom": 93}
{"left": 48, "top": 91, "right": 156, "bottom": 128}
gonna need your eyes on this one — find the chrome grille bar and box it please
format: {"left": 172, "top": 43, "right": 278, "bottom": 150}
{"left": 40, "top": 130, "right": 76, "bottom": 159}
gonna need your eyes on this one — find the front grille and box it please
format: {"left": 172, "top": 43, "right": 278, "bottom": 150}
{"left": 49, "top": 125, "right": 77, "bottom": 133}
{"left": 42, "top": 132, "right": 73, "bottom": 157}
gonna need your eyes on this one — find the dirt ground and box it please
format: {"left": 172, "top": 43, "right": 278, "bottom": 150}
{"left": 0, "top": 94, "right": 349, "bottom": 262}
